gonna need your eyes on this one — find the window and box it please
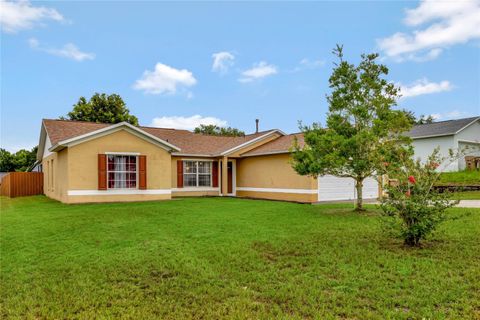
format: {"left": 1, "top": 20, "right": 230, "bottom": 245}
{"left": 107, "top": 155, "right": 137, "bottom": 189}
{"left": 183, "top": 161, "right": 212, "bottom": 187}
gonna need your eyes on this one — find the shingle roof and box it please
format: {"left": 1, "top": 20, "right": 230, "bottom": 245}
{"left": 42, "top": 119, "right": 276, "bottom": 156}
{"left": 406, "top": 116, "right": 480, "bottom": 138}
{"left": 241, "top": 133, "right": 304, "bottom": 156}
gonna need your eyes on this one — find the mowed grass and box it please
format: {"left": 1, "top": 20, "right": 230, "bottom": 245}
{"left": 452, "top": 190, "right": 480, "bottom": 200}
{"left": 1, "top": 196, "right": 479, "bottom": 319}
{"left": 438, "top": 170, "right": 480, "bottom": 186}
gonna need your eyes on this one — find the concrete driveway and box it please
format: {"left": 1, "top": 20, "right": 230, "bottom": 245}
{"left": 457, "top": 200, "right": 480, "bottom": 208}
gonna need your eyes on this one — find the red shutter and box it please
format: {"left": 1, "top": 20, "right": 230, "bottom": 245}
{"left": 139, "top": 155, "right": 147, "bottom": 190}
{"left": 212, "top": 161, "right": 218, "bottom": 188}
{"left": 98, "top": 154, "right": 107, "bottom": 190}
{"left": 177, "top": 160, "right": 183, "bottom": 188}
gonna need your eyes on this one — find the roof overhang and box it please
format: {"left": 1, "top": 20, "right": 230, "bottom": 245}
{"left": 36, "top": 121, "right": 47, "bottom": 161}
{"left": 411, "top": 133, "right": 455, "bottom": 140}
{"left": 48, "top": 122, "right": 181, "bottom": 153}
{"left": 219, "top": 129, "right": 285, "bottom": 156}
{"left": 240, "top": 150, "right": 291, "bottom": 157}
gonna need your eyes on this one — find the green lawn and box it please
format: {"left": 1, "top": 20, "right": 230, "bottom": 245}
{"left": 438, "top": 170, "right": 480, "bottom": 186}
{"left": 1, "top": 196, "right": 479, "bottom": 319}
{"left": 452, "top": 190, "right": 480, "bottom": 200}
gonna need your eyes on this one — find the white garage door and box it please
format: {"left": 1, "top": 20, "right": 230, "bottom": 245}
{"left": 317, "top": 175, "right": 379, "bottom": 202}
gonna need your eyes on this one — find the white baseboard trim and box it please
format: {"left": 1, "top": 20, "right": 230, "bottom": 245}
{"left": 236, "top": 187, "right": 317, "bottom": 194}
{"left": 172, "top": 187, "right": 220, "bottom": 192}
{"left": 68, "top": 189, "right": 172, "bottom": 196}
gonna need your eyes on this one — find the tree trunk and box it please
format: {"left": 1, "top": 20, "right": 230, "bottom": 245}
{"left": 355, "top": 178, "right": 364, "bottom": 211}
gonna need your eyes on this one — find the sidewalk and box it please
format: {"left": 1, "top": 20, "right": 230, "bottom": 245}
{"left": 457, "top": 200, "right": 480, "bottom": 208}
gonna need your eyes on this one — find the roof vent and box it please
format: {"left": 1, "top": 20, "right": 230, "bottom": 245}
{"left": 255, "top": 119, "right": 259, "bottom": 133}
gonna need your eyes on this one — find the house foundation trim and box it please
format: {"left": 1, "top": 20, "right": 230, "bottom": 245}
{"left": 236, "top": 187, "right": 317, "bottom": 194}
{"left": 68, "top": 189, "right": 172, "bottom": 196}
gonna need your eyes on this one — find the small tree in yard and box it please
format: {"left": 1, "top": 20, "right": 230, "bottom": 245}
{"left": 292, "top": 45, "right": 412, "bottom": 211}
{"left": 380, "top": 149, "right": 461, "bottom": 246}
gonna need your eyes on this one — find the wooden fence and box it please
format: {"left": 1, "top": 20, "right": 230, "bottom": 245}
{"left": 0, "top": 172, "right": 44, "bottom": 198}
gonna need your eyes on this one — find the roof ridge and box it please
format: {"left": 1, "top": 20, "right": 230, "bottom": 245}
{"left": 414, "top": 116, "right": 479, "bottom": 126}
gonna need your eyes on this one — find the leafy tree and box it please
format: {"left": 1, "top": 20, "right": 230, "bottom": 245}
{"left": 292, "top": 45, "right": 412, "bottom": 211}
{"left": 0, "top": 149, "right": 16, "bottom": 172}
{"left": 404, "top": 111, "right": 435, "bottom": 125}
{"left": 380, "top": 149, "right": 458, "bottom": 246}
{"left": 0, "top": 146, "right": 38, "bottom": 172}
{"left": 194, "top": 124, "right": 245, "bottom": 137}
{"left": 63, "top": 93, "right": 138, "bottom": 125}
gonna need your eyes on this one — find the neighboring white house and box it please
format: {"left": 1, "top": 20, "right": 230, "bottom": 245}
{"left": 407, "top": 116, "right": 480, "bottom": 172}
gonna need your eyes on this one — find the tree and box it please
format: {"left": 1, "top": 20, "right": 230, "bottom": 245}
{"left": 63, "top": 93, "right": 138, "bottom": 125}
{"left": 0, "top": 146, "right": 38, "bottom": 172}
{"left": 292, "top": 45, "right": 412, "bottom": 211}
{"left": 0, "top": 149, "right": 16, "bottom": 172}
{"left": 380, "top": 149, "right": 458, "bottom": 246}
{"left": 404, "top": 111, "right": 435, "bottom": 125}
{"left": 194, "top": 124, "right": 245, "bottom": 137}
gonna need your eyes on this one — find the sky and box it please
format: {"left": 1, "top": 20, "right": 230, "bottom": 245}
{"left": 1, "top": 0, "right": 479, "bottom": 152}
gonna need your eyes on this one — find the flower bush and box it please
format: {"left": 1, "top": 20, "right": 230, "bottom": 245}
{"left": 380, "top": 149, "right": 459, "bottom": 246}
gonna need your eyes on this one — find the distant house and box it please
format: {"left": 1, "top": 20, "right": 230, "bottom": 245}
{"left": 407, "top": 116, "right": 480, "bottom": 172}
{"left": 36, "top": 119, "right": 380, "bottom": 204}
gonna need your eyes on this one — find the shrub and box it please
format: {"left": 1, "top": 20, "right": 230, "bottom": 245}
{"left": 380, "top": 149, "right": 458, "bottom": 246}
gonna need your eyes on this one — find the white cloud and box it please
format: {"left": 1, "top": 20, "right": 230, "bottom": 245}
{"left": 28, "top": 38, "right": 95, "bottom": 61}
{"left": 0, "top": 0, "right": 64, "bottom": 33}
{"left": 290, "top": 58, "right": 326, "bottom": 72}
{"left": 133, "top": 63, "right": 197, "bottom": 95}
{"left": 378, "top": 0, "right": 480, "bottom": 61}
{"left": 398, "top": 78, "right": 453, "bottom": 98}
{"left": 212, "top": 51, "right": 235, "bottom": 74}
{"left": 239, "top": 61, "right": 278, "bottom": 83}
{"left": 299, "top": 58, "right": 325, "bottom": 68}
{"left": 430, "top": 110, "right": 470, "bottom": 121}
{"left": 150, "top": 115, "right": 228, "bottom": 130}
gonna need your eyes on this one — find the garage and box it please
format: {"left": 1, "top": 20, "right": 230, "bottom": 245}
{"left": 317, "top": 175, "right": 379, "bottom": 202}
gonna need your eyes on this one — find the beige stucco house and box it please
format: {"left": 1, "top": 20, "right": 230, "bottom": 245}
{"left": 37, "top": 119, "right": 380, "bottom": 204}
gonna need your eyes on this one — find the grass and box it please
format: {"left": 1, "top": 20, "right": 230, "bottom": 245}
{"left": 452, "top": 190, "right": 480, "bottom": 200}
{"left": 1, "top": 196, "right": 479, "bottom": 319}
{"left": 437, "top": 170, "right": 480, "bottom": 186}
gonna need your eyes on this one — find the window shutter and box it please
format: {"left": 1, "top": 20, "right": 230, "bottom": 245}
{"left": 177, "top": 160, "right": 183, "bottom": 188}
{"left": 139, "top": 155, "right": 147, "bottom": 190}
{"left": 98, "top": 154, "right": 107, "bottom": 190}
{"left": 212, "top": 161, "right": 218, "bottom": 188}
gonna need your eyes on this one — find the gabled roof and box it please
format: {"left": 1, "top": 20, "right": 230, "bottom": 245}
{"left": 241, "top": 133, "right": 304, "bottom": 157}
{"left": 406, "top": 116, "right": 480, "bottom": 139}
{"left": 40, "top": 119, "right": 282, "bottom": 157}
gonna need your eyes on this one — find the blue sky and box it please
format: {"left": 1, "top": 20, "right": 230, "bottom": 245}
{"left": 1, "top": 0, "right": 479, "bottom": 152}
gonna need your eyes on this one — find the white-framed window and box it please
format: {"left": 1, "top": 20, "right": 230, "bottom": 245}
{"left": 183, "top": 160, "right": 212, "bottom": 187}
{"left": 107, "top": 155, "right": 138, "bottom": 189}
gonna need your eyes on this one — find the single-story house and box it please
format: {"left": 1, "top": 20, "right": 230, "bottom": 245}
{"left": 37, "top": 119, "right": 380, "bottom": 204}
{"left": 407, "top": 116, "right": 480, "bottom": 172}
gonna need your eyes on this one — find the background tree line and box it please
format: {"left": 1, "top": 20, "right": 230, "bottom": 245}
{"left": 0, "top": 147, "right": 38, "bottom": 172}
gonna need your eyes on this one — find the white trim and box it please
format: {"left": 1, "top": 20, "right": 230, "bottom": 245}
{"left": 181, "top": 158, "right": 214, "bottom": 162}
{"left": 236, "top": 187, "right": 317, "bottom": 194}
{"left": 172, "top": 187, "right": 219, "bottom": 192}
{"left": 68, "top": 189, "right": 171, "bottom": 196}
{"left": 411, "top": 133, "right": 454, "bottom": 140}
{"left": 105, "top": 152, "right": 141, "bottom": 155}
{"left": 454, "top": 117, "right": 480, "bottom": 134}
{"left": 172, "top": 153, "right": 215, "bottom": 157}
{"left": 241, "top": 150, "right": 290, "bottom": 157}
{"left": 457, "top": 139, "right": 480, "bottom": 145}
{"left": 220, "top": 130, "right": 285, "bottom": 156}
{"left": 50, "top": 122, "right": 181, "bottom": 152}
